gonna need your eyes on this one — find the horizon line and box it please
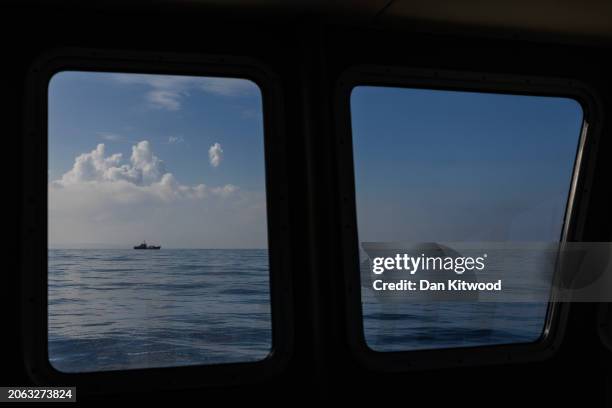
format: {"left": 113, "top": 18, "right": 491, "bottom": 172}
{"left": 48, "top": 247, "right": 269, "bottom": 250}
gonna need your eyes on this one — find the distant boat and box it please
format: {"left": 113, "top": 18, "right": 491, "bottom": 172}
{"left": 133, "top": 241, "right": 161, "bottom": 250}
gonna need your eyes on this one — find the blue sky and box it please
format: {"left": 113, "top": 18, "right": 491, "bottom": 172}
{"left": 351, "top": 87, "right": 584, "bottom": 242}
{"left": 48, "top": 73, "right": 584, "bottom": 248}
{"left": 49, "top": 72, "right": 264, "bottom": 189}
{"left": 48, "top": 72, "right": 268, "bottom": 248}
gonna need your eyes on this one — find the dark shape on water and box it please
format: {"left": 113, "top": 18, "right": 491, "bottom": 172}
{"left": 134, "top": 240, "right": 161, "bottom": 250}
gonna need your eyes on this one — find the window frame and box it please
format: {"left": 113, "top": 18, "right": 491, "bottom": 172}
{"left": 22, "top": 48, "right": 294, "bottom": 391}
{"left": 599, "top": 304, "right": 612, "bottom": 352}
{"left": 334, "top": 65, "right": 601, "bottom": 371}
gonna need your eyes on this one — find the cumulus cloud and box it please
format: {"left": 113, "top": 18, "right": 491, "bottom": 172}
{"left": 111, "top": 74, "right": 258, "bottom": 111}
{"left": 208, "top": 142, "right": 223, "bottom": 168}
{"left": 52, "top": 140, "right": 235, "bottom": 201}
{"left": 49, "top": 140, "right": 268, "bottom": 248}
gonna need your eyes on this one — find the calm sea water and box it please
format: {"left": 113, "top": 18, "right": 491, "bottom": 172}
{"left": 48, "top": 249, "right": 272, "bottom": 372}
{"left": 49, "top": 249, "right": 549, "bottom": 372}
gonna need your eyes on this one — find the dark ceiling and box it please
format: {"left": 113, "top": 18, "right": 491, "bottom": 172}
{"left": 128, "top": 0, "right": 612, "bottom": 42}
{"left": 11, "top": 0, "right": 612, "bottom": 45}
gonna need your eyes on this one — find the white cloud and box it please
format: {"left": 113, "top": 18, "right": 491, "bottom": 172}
{"left": 49, "top": 141, "right": 267, "bottom": 248}
{"left": 111, "top": 73, "right": 258, "bottom": 111}
{"left": 53, "top": 140, "right": 235, "bottom": 202}
{"left": 208, "top": 142, "right": 223, "bottom": 168}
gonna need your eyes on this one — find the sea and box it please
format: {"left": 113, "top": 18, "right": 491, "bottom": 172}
{"left": 48, "top": 248, "right": 549, "bottom": 372}
{"left": 48, "top": 249, "right": 272, "bottom": 372}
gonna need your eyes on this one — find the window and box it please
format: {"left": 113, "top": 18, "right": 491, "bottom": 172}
{"left": 48, "top": 71, "right": 272, "bottom": 372}
{"left": 349, "top": 85, "right": 584, "bottom": 352}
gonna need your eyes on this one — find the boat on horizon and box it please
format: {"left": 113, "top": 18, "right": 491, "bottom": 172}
{"left": 133, "top": 241, "right": 161, "bottom": 250}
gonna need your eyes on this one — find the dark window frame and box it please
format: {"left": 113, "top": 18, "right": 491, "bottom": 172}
{"left": 22, "top": 48, "right": 294, "bottom": 391}
{"left": 599, "top": 304, "right": 612, "bottom": 352}
{"left": 334, "top": 65, "right": 602, "bottom": 371}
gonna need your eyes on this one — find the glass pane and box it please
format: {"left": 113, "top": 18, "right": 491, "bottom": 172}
{"left": 350, "top": 86, "right": 584, "bottom": 351}
{"left": 48, "top": 71, "right": 271, "bottom": 372}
